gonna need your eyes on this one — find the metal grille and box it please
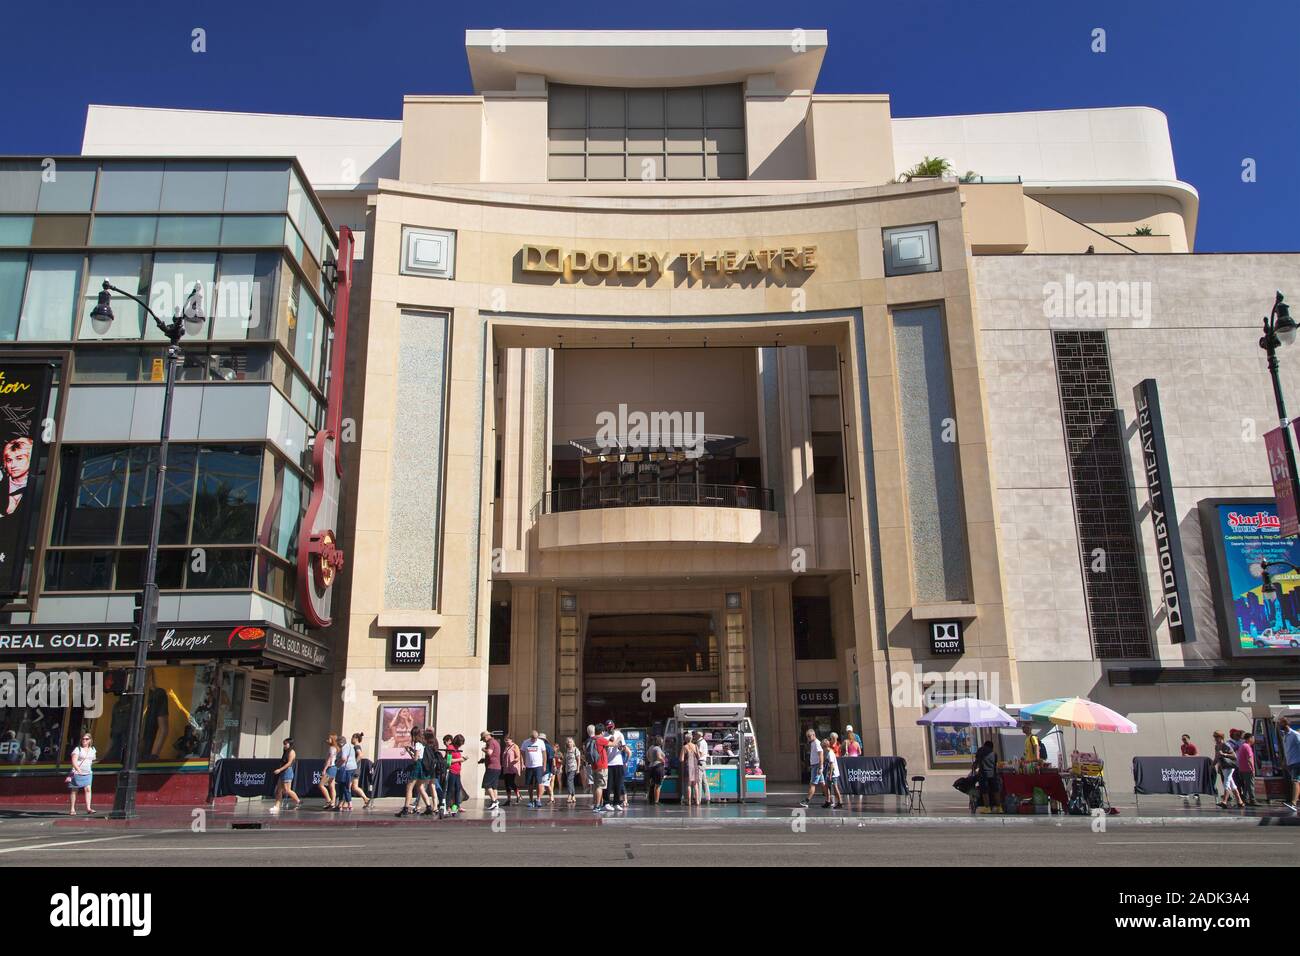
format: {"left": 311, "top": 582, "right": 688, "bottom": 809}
{"left": 1052, "top": 331, "right": 1153, "bottom": 659}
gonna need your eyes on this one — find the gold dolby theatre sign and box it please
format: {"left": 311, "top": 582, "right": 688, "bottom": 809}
{"left": 521, "top": 244, "right": 817, "bottom": 281}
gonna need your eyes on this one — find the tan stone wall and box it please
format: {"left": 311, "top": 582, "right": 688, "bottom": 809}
{"left": 343, "top": 178, "right": 1016, "bottom": 780}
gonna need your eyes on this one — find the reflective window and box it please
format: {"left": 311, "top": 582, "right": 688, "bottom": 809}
{"left": 18, "top": 254, "right": 82, "bottom": 341}
{"left": 0, "top": 253, "right": 26, "bottom": 340}
{"left": 0, "top": 216, "right": 33, "bottom": 245}
{"left": 187, "top": 548, "right": 253, "bottom": 588}
{"left": 192, "top": 445, "right": 260, "bottom": 543}
{"left": 36, "top": 163, "right": 97, "bottom": 212}
{"left": 220, "top": 215, "right": 284, "bottom": 246}
{"left": 0, "top": 160, "right": 42, "bottom": 212}
{"left": 155, "top": 215, "right": 222, "bottom": 246}
{"left": 147, "top": 253, "right": 215, "bottom": 341}
{"left": 30, "top": 215, "right": 89, "bottom": 246}
{"left": 290, "top": 280, "right": 318, "bottom": 379}
{"left": 160, "top": 162, "right": 228, "bottom": 212}
{"left": 211, "top": 252, "right": 277, "bottom": 339}
{"left": 268, "top": 459, "right": 303, "bottom": 560}
{"left": 90, "top": 216, "right": 157, "bottom": 246}
{"left": 72, "top": 347, "right": 144, "bottom": 383}
{"left": 50, "top": 446, "right": 128, "bottom": 546}
{"left": 121, "top": 445, "right": 196, "bottom": 546}
{"left": 95, "top": 162, "right": 164, "bottom": 212}
{"left": 223, "top": 163, "right": 288, "bottom": 212}
{"left": 80, "top": 253, "right": 149, "bottom": 340}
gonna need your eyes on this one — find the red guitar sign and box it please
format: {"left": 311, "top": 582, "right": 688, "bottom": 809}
{"left": 296, "top": 226, "right": 353, "bottom": 628}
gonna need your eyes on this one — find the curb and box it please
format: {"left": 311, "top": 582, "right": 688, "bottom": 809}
{"left": 598, "top": 814, "right": 1293, "bottom": 828}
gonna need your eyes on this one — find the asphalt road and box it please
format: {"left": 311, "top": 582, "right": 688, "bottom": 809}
{"left": 1, "top": 821, "right": 1296, "bottom": 867}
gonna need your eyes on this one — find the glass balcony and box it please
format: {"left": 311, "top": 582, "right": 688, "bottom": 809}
{"left": 539, "top": 481, "right": 774, "bottom": 515}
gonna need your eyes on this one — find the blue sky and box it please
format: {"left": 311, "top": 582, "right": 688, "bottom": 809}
{"left": 1, "top": 0, "right": 1295, "bottom": 252}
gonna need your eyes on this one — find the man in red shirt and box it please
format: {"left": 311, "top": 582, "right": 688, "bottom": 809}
{"left": 479, "top": 730, "right": 502, "bottom": 811}
{"left": 586, "top": 724, "right": 609, "bottom": 812}
{"left": 1179, "top": 734, "right": 1198, "bottom": 756}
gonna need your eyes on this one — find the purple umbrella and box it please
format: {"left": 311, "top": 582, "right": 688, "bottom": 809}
{"left": 915, "top": 697, "right": 1018, "bottom": 728}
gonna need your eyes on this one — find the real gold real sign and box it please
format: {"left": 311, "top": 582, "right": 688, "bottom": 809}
{"left": 521, "top": 244, "right": 817, "bottom": 279}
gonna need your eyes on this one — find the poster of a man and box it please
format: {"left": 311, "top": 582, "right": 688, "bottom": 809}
{"left": 1, "top": 437, "right": 32, "bottom": 516}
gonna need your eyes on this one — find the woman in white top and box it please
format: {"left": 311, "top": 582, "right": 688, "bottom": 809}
{"left": 68, "top": 733, "right": 96, "bottom": 815}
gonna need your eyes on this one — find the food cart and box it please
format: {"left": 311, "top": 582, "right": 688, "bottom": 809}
{"left": 660, "top": 703, "right": 766, "bottom": 802}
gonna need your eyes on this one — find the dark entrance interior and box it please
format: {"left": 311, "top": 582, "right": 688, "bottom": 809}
{"left": 582, "top": 613, "right": 719, "bottom": 731}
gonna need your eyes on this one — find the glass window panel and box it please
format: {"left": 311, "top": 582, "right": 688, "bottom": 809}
{"left": 709, "top": 153, "right": 746, "bottom": 181}
{"left": 155, "top": 215, "right": 222, "bottom": 246}
{"left": 122, "top": 445, "right": 196, "bottom": 545}
{"left": 220, "top": 215, "right": 283, "bottom": 246}
{"left": 270, "top": 460, "right": 303, "bottom": 560}
{"left": 284, "top": 219, "right": 305, "bottom": 265}
{"left": 49, "top": 446, "right": 128, "bottom": 546}
{"left": 587, "top": 128, "right": 625, "bottom": 154}
{"left": 80, "top": 253, "right": 149, "bottom": 339}
{"left": 43, "top": 550, "right": 114, "bottom": 591}
{"left": 706, "top": 128, "right": 745, "bottom": 154}
{"left": 627, "top": 130, "right": 665, "bottom": 153}
{"left": 210, "top": 345, "right": 271, "bottom": 382}
{"left": 548, "top": 85, "right": 587, "bottom": 128}
{"left": 627, "top": 89, "right": 664, "bottom": 127}
{"left": 666, "top": 88, "right": 703, "bottom": 126}
{"left": 187, "top": 548, "right": 253, "bottom": 589}
{"left": 0, "top": 254, "right": 26, "bottom": 340}
{"left": 114, "top": 548, "right": 185, "bottom": 590}
{"left": 30, "top": 215, "right": 89, "bottom": 246}
{"left": 665, "top": 154, "right": 704, "bottom": 180}
{"left": 18, "top": 253, "right": 82, "bottom": 341}
{"left": 290, "top": 281, "right": 318, "bottom": 377}
{"left": 0, "top": 216, "right": 33, "bottom": 245}
{"left": 223, "top": 163, "right": 288, "bottom": 212}
{"left": 548, "top": 128, "right": 585, "bottom": 154}
{"left": 213, "top": 252, "right": 276, "bottom": 339}
{"left": 0, "top": 161, "right": 42, "bottom": 212}
{"left": 547, "top": 154, "right": 584, "bottom": 180}
{"left": 588, "top": 89, "right": 625, "bottom": 127}
{"left": 667, "top": 128, "right": 704, "bottom": 153}
{"left": 192, "top": 446, "right": 260, "bottom": 543}
{"left": 73, "top": 347, "right": 143, "bottom": 383}
{"left": 586, "top": 154, "right": 624, "bottom": 180}
{"left": 36, "top": 163, "right": 97, "bottom": 212}
{"left": 892, "top": 306, "right": 970, "bottom": 602}
{"left": 286, "top": 171, "right": 323, "bottom": 267}
{"left": 626, "top": 155, "right": 663, "bottom": 181}
{"left": 160, "top": 161, "right": 228, "bottom": 211}
{"left": 95, "top": 162, "right": 164, "bottom": 212}
{"left": 147, "top": 252, "right": 215, "bottom": 341}
{"left": 705, "top": 84, "right": 744, "bottom": 126}
{"left": 89, "top": 216, "right": 156, "bottom": 246}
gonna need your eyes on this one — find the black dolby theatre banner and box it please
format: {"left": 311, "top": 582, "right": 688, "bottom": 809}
{"left": 0, "top": 359, "right": 54, "bottom": 597}
{"left": 1132, "top": 755, "right": 1216, "bottom": 796}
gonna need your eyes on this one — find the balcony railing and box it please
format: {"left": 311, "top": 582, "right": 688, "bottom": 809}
{"left": 538, "top": 482, "right": 775, "bottom": 515}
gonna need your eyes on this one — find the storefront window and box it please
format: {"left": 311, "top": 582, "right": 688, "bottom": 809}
{"left": 83, "top": 664, "right": 225, "bottom": 765}
{"left": 212, "top": 670, "right": 245, "bottom": 760}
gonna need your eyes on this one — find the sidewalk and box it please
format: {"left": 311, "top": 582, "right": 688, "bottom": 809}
{"left": 12, "top": 785, "right": 1296, "bottom": 830}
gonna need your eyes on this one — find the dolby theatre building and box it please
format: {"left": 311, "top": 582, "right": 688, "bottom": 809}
{"left": 77, "top": 29, "right": 1300, "bottom": 785}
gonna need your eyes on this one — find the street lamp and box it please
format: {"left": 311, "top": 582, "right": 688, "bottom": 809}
{"left": 90, "top": 280, "right": 205, "bottom": 819}
{"left": 1260, "top": 291, "right": 1300, "bottom": 521}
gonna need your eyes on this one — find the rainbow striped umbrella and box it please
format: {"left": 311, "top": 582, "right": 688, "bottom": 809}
{"left": 1018, "top": 697, "right": 1137, "bottom": 733}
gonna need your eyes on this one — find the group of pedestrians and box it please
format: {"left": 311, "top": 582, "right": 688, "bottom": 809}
{"left": 394, "top": 729, "right": 468, "bottom": 818}
{"left": 488, "top": 729, "right": 580, "bottom": 810}
{"left": 270, "top": 732, "right": 375, "bottom": 813}
{"left": 1180, "top": 728, "right": 1260, "bottom": 809}
{"left": 799, "top": 725, "right": 863, "bottom": 809}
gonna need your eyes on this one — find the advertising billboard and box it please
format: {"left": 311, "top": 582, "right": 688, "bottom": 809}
{"left": 0, "top": 358, "right": 56, "bottom": 598}
{"left": 1199, "top": 498, "right": 1300, "bottom": 657}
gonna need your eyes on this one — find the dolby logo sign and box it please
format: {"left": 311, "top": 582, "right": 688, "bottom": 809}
{"left": 389, "top": 631, "right": 426, "bottom": 667}
{"left": 929, "top": 620, "right": 964, "bottom": 656}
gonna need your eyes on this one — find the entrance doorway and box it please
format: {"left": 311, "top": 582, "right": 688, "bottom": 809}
{"left": 582, "top": 613, "right": 720, "bottom": 732}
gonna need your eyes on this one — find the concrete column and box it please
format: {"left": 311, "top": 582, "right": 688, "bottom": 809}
{"left": 779, "top": 346, "right": 819, "bottom": 568}
{"left": 722, "top": 592, "right": 749, "bottom": 702}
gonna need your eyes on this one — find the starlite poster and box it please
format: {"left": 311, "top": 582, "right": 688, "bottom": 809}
{"left": 1213, "top": 502, "right": 1300, "bottom": 653}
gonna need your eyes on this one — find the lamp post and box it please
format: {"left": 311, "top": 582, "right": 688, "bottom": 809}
{"left": 89, "top": 280, "right": 205, "bottom": 819}
{"left": 1260, "top": 291, "right": 1300, "bottom": 523}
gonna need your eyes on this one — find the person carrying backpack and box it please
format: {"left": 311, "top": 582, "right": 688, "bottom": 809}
{"left": 585, "top": 724, "right": 609, "bottom": 811}
{"left": 418, "top": 731, "right": 444, "bottom": 817}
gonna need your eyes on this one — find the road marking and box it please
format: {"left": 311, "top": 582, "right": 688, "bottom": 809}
{"left": 0, "top": 834, "right": 147, "bottom": 855}
{"left": 639, "top": 842, "right": 822, "bottom": 847}
{"left": 1102, "top": 841, "right": 1293, "bottom": 846}
{"left": 25, "top": 844, "right": 366, "bottom": 851}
